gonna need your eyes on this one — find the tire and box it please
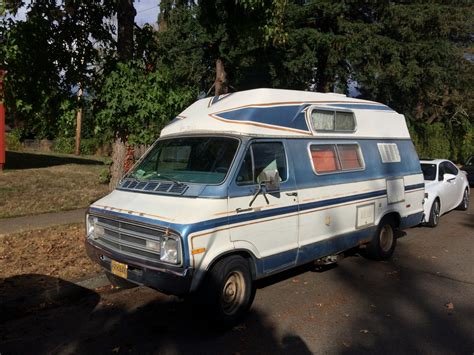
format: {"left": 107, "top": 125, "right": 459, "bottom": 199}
{"left": 200, "top": 255, "right": 255, "bottom": 328}
{"left": 105, "top": 271, "right": 138, "bottom": 289}
{"left": 457, "top": 189, "right": 469, "bottom": 211}
{"left": 366, "top": 217, "right": 397, "bottom": 261}
{"left": 426, "top": 199, "right": 440, "bottom": 228}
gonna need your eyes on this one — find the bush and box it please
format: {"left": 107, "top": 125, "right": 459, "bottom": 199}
{"left": 80, "top": 138, "right": 100, "bottom": 155}
{"left": 98, "top": 167, "right": 111, "bottom": 184}
{"left": 5, "top": 128, "right": 22, "bottom": 151}
{"left": 52, "top": 137, "right": 101, "bottom": 155}
{"left": 52, "top": 137, "right": 75, "bottom": 154}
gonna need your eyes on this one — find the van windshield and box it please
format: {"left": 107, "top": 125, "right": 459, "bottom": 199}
{"left": 128, "top": 137, "right": 239, "bottom": 184}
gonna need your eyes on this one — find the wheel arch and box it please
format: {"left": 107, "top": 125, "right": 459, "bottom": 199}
{"left": 190, "top": 248, "right": 258, "bottom": 292}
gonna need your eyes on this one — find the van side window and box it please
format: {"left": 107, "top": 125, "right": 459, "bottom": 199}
{"left": 310, "top": 144, "right": 339, "bottom": 173}
{"left": 310, "top": 109, "right": 356, "bottom": 132}
{"left": 236, "top": 142, "right": 287, "bottom": 185}
{"left": 377, "top": 143, "right": 401, "bottom": 163}
{"left": 310, "top": 143, "right": 364, "bottom": 174}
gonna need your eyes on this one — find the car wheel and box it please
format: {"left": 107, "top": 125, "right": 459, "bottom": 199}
{"left": 105, "top": 271, "right": 138, "bottom": 289}
{"left": 427, "top": 199, "right": 440, "bottom": 228}
{"left": 201, "top": 255, "right": 255, "bottom": 328}
{"left": 365, "top": 217, "right": 397, "bottom": 261}
{"left": 456, "top": 189, "right": 469, "bottom": 211}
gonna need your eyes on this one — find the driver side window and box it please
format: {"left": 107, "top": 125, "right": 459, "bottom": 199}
{"left": 236, "top": 142, "right": 287, "bottom": 185}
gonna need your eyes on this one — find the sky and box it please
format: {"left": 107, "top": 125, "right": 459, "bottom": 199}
{"left": 10, "top": 1, "right": 161, "bottom": 27}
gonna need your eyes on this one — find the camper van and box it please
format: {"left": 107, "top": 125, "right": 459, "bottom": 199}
{"left": 85, "top": 89, "right": 425, "bottom": 325}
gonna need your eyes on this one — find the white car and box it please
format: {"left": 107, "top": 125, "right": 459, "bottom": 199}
{"left": 420, "top": 159, "right": 470, "bottom": 227}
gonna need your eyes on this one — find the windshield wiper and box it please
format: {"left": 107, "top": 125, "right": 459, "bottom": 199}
{"left": 154, "top": 174, "right": 181, "bottom": 185}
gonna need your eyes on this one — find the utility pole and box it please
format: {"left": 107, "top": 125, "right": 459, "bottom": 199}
{"left": 75, "top": 84, "right": 83, "bottom": 155}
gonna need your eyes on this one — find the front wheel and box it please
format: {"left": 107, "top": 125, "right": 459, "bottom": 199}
{"left": 200, "top": 255, "right": 255, "bottom": 327}
{"left": 365, "top": 217, "right": 397, "bottom": 260}
{"left": 457, "top": 189, "right": 469, "bottom": 211}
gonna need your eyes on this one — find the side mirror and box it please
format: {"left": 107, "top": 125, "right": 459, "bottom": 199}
{"left": 443, "top": 173, "right": 456, "bottom": 182}
{"left": 259, "top": 170, "right": 281, "bottom": 192}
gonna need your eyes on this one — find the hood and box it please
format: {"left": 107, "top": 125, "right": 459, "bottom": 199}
{"left": 90, "top": 189, "right": 227, "bottom": 227}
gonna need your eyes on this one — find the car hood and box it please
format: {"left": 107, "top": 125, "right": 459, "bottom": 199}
{"left": 90, "top": 189, "right": 227, "bottom": 227}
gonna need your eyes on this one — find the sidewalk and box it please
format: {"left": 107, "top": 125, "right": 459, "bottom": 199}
{"left": 0, "top": 208, "right": 87, "bottom": 235}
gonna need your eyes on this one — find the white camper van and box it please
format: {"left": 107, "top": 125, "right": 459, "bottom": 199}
{"left": 85, "top": 89, "right": 425, "bottom": 325}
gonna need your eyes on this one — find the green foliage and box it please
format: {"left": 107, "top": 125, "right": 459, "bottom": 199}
{"left": 52, "top": 137, "right": 76, "bottom": 154}
{"left": 5, "top": 128, "right": 22, "bottom": 151}
{"left": 99, "top": 167, "right": 111, "bottom": 184}
{"left": 94, "top": 61, "right": 196, "bottom": 145}
{"left": 51, "top": 137, "right": 101, "bottom": 155}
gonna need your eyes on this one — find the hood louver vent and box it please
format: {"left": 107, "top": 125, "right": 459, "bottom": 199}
{"left": 169, "top": 184, "right": 188, "bottom": 194}
{"left": 155, "top": 183, "right": 172, "bottom": 192}
{"left": 118, "top": 180, "right": 188, "bottom": 195}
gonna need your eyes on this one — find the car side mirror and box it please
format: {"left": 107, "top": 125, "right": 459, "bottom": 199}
{"left": 259, "top": 170, "right": 281, "bottom": 192}
{"left": 443, "top": 173, "right": 456, "bottom": 182}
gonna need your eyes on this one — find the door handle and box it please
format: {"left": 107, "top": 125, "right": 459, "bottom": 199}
{"left": 286, "top": 192, "right": 298, "bottom": 197}
{"left": 236, "top": 207, "right": 253, "bottom": 213}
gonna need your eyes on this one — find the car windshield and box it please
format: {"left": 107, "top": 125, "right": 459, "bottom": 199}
{"left": 466, "top": 156, "right": 474, "bottom": 166}
{"left": 421, "top": 163, "right": 437, "bottom": 181}
{"left": 128, "top": 137, "right": 239, "bottom": 184}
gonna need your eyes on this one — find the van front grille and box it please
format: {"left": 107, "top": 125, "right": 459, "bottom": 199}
{"left": 92, "top": 216, "right": 167, "bottom": 263}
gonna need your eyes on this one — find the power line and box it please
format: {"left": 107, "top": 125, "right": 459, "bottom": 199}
{"left": 137, "top": 4, "right": 159, "bottom": 14}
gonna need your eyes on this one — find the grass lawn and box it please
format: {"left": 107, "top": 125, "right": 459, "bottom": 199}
{"left": 0, "top": 151, "right": 109, "bottom": 218}
{"left": 0, "top": 223, "right": 101, "bottom": 281}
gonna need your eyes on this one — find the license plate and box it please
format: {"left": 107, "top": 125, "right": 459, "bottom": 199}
{"left": 111, "top": 259, "right": 128, "bottom": 279}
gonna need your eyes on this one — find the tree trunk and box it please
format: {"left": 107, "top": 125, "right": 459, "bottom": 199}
{"left": 74, "top": 85, "right": 83, "bottom": 155}
{"left": 214, "top": 59, "right": 228, "bottom": 96}
{"left": 117, "top": 0, "right": 136, "bottom": 61}
{"left": 109, "top": 134, "right": 128, "bottom": 190}
{"left": 110, "top": 0, "right": 136, "bottom": 190}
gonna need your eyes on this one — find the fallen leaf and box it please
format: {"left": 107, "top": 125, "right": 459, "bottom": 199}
{"left": 342, "top": 341, "right": 351, "bottom": 348}
{"left": 316, "top": 303, "right": 323, "bottom": 307}
{"left": 445, "top": 302, "right": 454, "bottom": 310}
{"left": 360, "top": 329, "right": 369, "bottom": 334}
{"left": 292, "top": 278, "right": 299, "bottom": 283}
{"left": 112, "top": 347, "right": 120, "bottom": 353}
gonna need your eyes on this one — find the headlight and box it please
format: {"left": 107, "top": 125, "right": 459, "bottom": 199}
{"left": 160, "top": 237, "right": 179, "bottom": 264}
{"left": 87, "top": 215, "right": 98, "bottom": 237}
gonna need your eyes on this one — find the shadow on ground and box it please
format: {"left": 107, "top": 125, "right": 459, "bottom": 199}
{"left": 5, "top": 151, "right": 104, "bottom": 170}
{"left": 0, "top": 274, "right": 311, "bottom": 355}
{"left": 333, "top": 215, "right": 474, "bottom": 354}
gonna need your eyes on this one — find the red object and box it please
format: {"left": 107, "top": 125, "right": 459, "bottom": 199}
{"left": 311, "top": 145, "right": 338, "bottom": 173}
{"left": 0, "top": 70, "right": 4, "bottom": 171}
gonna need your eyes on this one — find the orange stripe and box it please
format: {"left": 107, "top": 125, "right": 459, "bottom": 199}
{"left": 210, "top": 114, "right": 313, "bottom": 135}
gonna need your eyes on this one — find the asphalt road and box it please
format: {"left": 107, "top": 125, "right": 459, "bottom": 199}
{"left": 1, "top": 192, "right": 473, "bottom": 354}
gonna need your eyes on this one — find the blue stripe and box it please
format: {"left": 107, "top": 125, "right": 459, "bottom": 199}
{"left": 326, "top": 103, "right": 394, "bottom": 111}
{"left": 91, "top": 182, "right": 421, "bottom": 239}
{"left": 215, "top": 105, "right": 310, "bottom": 132}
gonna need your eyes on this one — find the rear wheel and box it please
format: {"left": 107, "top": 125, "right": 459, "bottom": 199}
{"left": 457, "top": 189, "right": 469, "bottom": 211}
{"left": 427, "top": 199, "right": 440, "bottom": 228}
{"left": 200, "top": 255, "right": 255, "bottom": 328}
{"left": 105, "top": 271, "right": 138, "bottom": 289}
{"left": 366, "top": 217, "right": 397, "bottom": 260}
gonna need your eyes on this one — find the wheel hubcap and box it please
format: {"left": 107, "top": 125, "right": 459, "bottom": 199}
{"left": 434, "top": 202, "right": 440, "bottom": 224}
{"left": 379, "top": 224, "right": 394, "bottom": 252}
{"left": 221, "top": 271, "right": 245, "bottom": 316}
